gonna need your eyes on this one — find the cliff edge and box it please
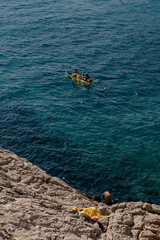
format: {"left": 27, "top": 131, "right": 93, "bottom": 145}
{"left": 0, "top": 148, "right": 160, "bottom": 240}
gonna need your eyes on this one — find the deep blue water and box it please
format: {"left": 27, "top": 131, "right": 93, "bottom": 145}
{"left": 1, "top": 0, "right": 160, "bottom": 204}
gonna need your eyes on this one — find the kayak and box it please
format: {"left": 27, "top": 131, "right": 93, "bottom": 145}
{"left": 65, "top": 71, "right": 92, "bottom": 85}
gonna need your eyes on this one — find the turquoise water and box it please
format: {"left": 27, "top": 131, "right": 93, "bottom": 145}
{"left": 1, "top": 0, "right": 160, "bottom": 204}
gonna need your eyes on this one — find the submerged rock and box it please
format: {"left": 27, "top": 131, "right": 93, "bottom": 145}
{"left": 0, "top": 147, "right": 160, "bottom": 239}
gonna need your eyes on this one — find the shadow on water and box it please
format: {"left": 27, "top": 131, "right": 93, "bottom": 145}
{"left": 0, "top": 103, "right": 81, "bottom": 175}
{"left": 0, "top": 101, "right": 160, "bottom": 204}
{"left": 0, "top": 102, "right": 135, "bottom": 202}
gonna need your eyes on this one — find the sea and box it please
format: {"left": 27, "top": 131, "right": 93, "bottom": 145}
{"left": 1, "top": 0, "right": 160, "bottom": 204}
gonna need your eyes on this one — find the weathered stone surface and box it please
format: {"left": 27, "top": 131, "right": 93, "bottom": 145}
{"left": 142, "top": 203, "right": 153, "bottom": 213}
{"left": 0, "top": 147, "right": 160, "bottom": 240}
{"left": 133, "top": 215, "right": 145, "bottom": 230}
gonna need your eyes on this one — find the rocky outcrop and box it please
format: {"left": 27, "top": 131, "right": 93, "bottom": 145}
{"left": 0, "top": 147, "right": 160, "bottom": 240}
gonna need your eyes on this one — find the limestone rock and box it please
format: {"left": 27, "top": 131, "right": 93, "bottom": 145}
{"left": 0, "top": 147, "right": 160, "bottom": 240}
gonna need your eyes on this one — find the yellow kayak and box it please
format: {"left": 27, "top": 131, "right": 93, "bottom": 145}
{"left": 65, "top": 71, "right": 92, "bottom": 85}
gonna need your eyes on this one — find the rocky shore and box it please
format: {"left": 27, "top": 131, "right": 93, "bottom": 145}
{"left": 0, "top": 147, "right": 160, "bottom": 240}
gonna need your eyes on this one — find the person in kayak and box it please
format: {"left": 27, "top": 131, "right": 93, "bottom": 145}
{"left": 102, "top": 188, "right": 119, "bottom": 205}
{"left": 83, "top": 73, "right": 92, "bottom": 82}
{"left": 74, "top": 69, "right": 79, "bottom": 74}
{"left": 72, "top": 69, "right": 79, "bottom": 78}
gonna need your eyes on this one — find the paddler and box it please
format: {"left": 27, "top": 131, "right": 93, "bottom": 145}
{"left": 72, "top": 69, "right": 79, "bottom": 77}
{"left": 74, "top": 69, "right": 79, "bottom": 74}
{"left": 83, "top": 73, "right": 92, "bottom": 82}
